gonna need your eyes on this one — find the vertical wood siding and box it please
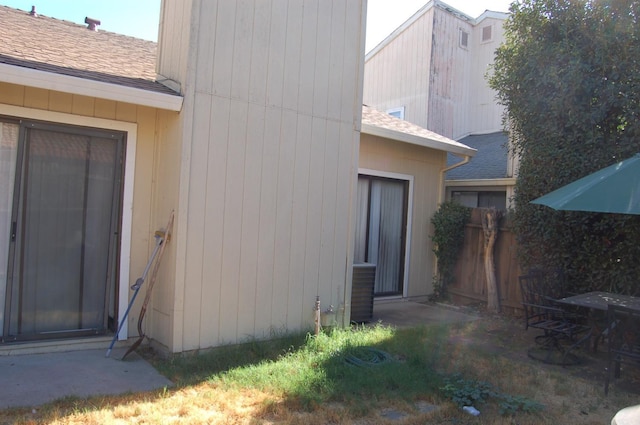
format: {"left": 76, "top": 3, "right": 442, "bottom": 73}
{"left": 363, "top": 8, "right": 435, "bottom": 133}
{"left": 363, "top": 7, "right": 505, "bottom": 140}
{"left": 170, "top": 0, "right": 365, "bottom": 350}
{"left": 470, "top": 17, "right": 507, "bottom": 135}
{"left": 157, "top": 0, "right": 192, "bottom": 86}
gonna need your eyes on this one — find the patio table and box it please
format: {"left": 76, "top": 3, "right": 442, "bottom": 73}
{"left": 557, "top": 292, "right": 640, "bottom": 311}
{"left": 557, "top": 291, "right": 640, "bottom": 350}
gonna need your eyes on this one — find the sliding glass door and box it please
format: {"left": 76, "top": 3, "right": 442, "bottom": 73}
{"left": 2, "top": 120, "right": 124, "bottom": 341}
{"left": 354, "top": 175, "right": 408, "bottom": 296}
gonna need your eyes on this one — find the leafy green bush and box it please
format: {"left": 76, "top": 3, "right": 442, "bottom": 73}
{"left": 430, "top": 201, "right": 470, "bottom": 299}
{"left": 489, "top": 0, "right": 640, "bottom": 295}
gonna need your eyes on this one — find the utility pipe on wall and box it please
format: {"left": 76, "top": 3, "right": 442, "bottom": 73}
{"left": 438, "top": 154, "right": 471, "bottom": 203}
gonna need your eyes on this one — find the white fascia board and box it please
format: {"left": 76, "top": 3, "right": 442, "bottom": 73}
{"left": 0, "top": 63, "right": 183, "bottom": 112}
{"left": 362, "top": 123, "right": 477, "bottom": 157}
{"left": 474, "top": 11, "right": 509, "bottom": 24}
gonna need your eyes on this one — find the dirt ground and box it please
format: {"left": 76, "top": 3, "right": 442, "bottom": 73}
{"left": 445, "top": 302, "right": 639, "bottom": 423}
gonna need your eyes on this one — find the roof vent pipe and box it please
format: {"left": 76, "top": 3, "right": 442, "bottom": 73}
{"left": 85, "top": 17, "right": 101, "bottom": 31}
{"left": 29, "top": 6, "right": 37, "bottom": 17}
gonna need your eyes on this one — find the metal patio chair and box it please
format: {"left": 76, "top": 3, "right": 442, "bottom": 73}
{"left": 605, "top": 304, "right": 640, "bottom": 395}
{"left": 519, "top": 272, "right": 592, "bottom": 365}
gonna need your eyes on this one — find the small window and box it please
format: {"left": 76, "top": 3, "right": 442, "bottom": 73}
{"left": 482, "top": 25, "right": 492, "bottom": 42}
{"left": 386, "top": 107, "right": 405, "bottom": 120}
{"left": 459, "top": 29, "right": 469, "bottom": 48}
{"left": 451, "top": 191, "right": 506, "bottom": 210}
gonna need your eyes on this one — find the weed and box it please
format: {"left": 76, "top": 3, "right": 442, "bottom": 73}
{"left": 440, "top": 373, "right": 543, "bottom": 416}
{"left": 441, "top": 374, "right": 494, "bottom": 407}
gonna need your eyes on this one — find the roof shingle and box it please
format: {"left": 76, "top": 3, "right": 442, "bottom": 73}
{"left": 446, "top": 132, "right": 509, "bottom": 180}
{"left": 0, "top": 5, "right": 176, "bottom": 95}
{"left": 362, "top": 105, "right": 475, "bottom": 154}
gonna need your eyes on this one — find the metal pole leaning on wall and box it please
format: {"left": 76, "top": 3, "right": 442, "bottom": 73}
{"left": 105, "top": 228, "right": 164, "bottom": 357}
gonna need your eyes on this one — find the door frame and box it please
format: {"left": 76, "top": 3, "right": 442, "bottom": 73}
{"left": 358, "top": 168, "right": 413, "bottom": 299}
{"left": 0, "top": 104, "right": 137, "bottom": 342}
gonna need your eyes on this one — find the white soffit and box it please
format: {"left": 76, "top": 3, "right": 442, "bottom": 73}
{"left": 0, "top": 63, "right": 183, "bottom": 112}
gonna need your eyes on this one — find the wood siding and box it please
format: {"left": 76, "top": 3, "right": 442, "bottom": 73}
{"left": 359, "top": 134, "right": 446, "bottom": 298}
{"left": 363, "top": 8, "right": 435, "bottom": 134}
{"left": 469, "top": 17, "right": 507, "bottom": 135}
{"left": 164, "top": 0, "right": 366, "bottom": 352}
{"left": 156, "top": 0, "right": 192, "bottom": 88}
{"left": 363, "top": 6, "right": 505, "bottom": 140}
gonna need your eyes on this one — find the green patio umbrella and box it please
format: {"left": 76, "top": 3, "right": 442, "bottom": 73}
{"left": 531, "top": 154, "right": 640, "bottom": 215}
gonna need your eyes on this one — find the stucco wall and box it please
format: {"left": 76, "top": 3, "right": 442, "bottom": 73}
{"left": 0, "top": 82, "right": 180, "bottom": 345}
{"left": 359, "top": 133, "right": 446, "bottom": 298}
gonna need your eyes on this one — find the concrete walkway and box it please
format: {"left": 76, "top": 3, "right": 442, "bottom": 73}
{"left": 371, "top": 300, "right": 479, "bottom": 328}
{"left": 0, "top": 301, "right": 476, "bottom": 410}
{"left": 0, "top": 347, "right": 173, "bottom": 409}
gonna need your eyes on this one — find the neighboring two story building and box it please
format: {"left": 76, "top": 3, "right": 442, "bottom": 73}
{"left": 363, "top": 0, "right": 515, "bottom": 210}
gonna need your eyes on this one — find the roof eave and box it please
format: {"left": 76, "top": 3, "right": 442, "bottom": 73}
{"left": 0, "top": 63, "right": 183, "bottom": 112}
{"left": 361, "top": 122, "right": 477, "bottom": 157}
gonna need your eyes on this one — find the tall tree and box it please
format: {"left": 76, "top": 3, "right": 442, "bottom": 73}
{"left": 489, "top": 0, "right": 640, "bottom": 294}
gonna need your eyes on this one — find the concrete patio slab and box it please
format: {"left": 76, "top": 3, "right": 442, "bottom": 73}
{"left": 371, "top": 300, "right": 479, "bottom": 328}
{"left": 0, "top": 346, "right": 173, "bottom": 409}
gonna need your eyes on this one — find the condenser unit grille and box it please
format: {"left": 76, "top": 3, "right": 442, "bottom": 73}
{"left": 351, "top": 263, "right": 376, "bottom": 323}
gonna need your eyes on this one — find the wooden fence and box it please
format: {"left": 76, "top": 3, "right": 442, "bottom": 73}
{"left": 448, "top": 208, "right": 523, "bottom": 315}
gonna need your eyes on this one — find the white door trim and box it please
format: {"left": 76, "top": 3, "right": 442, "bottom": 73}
{"left": 0, "top": 104, "right": 136, "bottom": 340}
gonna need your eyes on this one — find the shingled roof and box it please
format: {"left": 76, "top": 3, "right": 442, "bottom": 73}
{"left": 445, "top": 132, "right": 509, "bottom": 180}
{"left": 0, "top": 5, "right": 176, "bottom": 96}
{"left": 361, "top": 105, "right": 476, "bottom": 156}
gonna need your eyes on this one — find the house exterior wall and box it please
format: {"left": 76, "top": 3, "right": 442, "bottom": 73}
{"left": 363, "top": 4, "right": 506, "bottom": 140}
{"left": 156, "top": 0, "right": 192, "bottom": 90}
{"left": 359, "top": 133, "right": 445, "bottom": 298}
{"left": 427, "top": 8, "right": 473, "bottom": 139}
{"left": 469, "top": 16, "right": 507, "bottom": 136}
{"left": 156, "top": 0, "right": 366, "bottom": 353}
{"left": 363, "top": 7, "right": 435, "bottom": 133}
{"left": 0, "top": 81, "right": 181, "bottom": 345}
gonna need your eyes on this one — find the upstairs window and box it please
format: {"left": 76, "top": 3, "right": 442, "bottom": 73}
{"left": 482, "top": 25, "right": 493, "bottom": 42}
{"left": 459, "top": 29, "right": 469, "bottom": 48}
{"left": 386, "top": 107, "right": 405, "bottom": 120}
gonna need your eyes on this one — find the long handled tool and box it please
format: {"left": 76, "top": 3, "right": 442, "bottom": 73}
{"left": 121, "top": 210, "right": 174, "bottom": 359}
{"left": 105, "top": 211, "right": 174, "bottom": 358}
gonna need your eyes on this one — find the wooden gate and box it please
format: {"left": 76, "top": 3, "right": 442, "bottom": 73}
{"left": 448, "top": 209, "right": 523, "bottom": 315}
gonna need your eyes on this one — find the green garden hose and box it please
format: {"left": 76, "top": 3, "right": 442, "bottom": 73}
{"left": 344, "top": 347, "right": 394, "bottom": 367}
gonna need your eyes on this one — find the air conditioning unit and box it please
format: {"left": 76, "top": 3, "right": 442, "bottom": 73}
{"left": 351, "top": 263, "right": 376, "bottom": 323}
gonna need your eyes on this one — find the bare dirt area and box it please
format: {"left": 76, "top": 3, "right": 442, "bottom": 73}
{"left": 443, "top": 303, "right": 639, "bottom": 424}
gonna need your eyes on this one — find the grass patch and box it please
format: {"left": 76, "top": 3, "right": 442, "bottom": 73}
{"left": 1, "top": 317, "right": 636, "bottom": 424}
{"left": 157, "top": 324, "right": 447, "bottom": 413}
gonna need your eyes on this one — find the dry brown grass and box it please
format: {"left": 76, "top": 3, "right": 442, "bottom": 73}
{"left": 0, "top": 312, "right": 637, "bottom": 425}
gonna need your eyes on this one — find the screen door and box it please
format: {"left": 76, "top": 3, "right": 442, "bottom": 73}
{"left": 3, "top": 121, "right": 124, "bottom": 341}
